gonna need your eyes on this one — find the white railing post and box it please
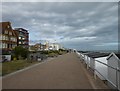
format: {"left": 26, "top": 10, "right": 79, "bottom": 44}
{"left": 87, "top": 56, "right": 89, "bottom": 69}
{"left": 93, "top": 59, "right": 96, "bottom": 80}
{"left": 84, "top": 54, "right": 85, "bottom": 64}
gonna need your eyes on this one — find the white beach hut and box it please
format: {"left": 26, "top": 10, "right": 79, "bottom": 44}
{"left": 107, "top": 52, "right": 120, "bottom": 90}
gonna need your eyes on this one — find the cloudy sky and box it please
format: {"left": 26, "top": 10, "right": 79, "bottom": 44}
{"left": 1, "top": 2, "right": 118, "bottom": 51}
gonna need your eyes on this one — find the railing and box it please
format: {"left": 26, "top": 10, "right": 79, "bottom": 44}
{"left": 76, "top": 51, "right": 120, "bottom": 90}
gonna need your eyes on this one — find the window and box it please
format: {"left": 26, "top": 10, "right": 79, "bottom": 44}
{"left": 13, "top": 37, "right": 16, "bottom": 42}
{"left": 2, "top": 43, "right": 7, "bottom": 48}
{"left": 11, "top": 37, "right": 13, "bottom": 41}
{"left": 15, "top": 38, "right": 17, "bottom": 42}
{"left": 19, "top": 36, "right": 22, "bottom": 39}
{"left": 13, "top": 38, "right": 15, "bottom": 41}
{"left": 7, "top": 25, "right": 10, "bottom": 28}
{"left": 2, "top": 43, "right": 5, "bottom": 48}
{"left": 9, "top": 32, "right": 12, "bottom": 35}
{"left": 2, "top": 35, "right": 5, "bottom": 40}
{"left": 5, "top": 30, "right": 8, "bottom": 34}
{"left": 5, "top": 43, "right": 7, "bottom": 48}
{"left": 19, "top": 41, "right": 22, "bottom": 44}
{"left": 22, "top": 37, "right": 25, "bottom": 40}
{"left": 19, "top": 32, "right": 23, "bottom": 35}
{"left": 10, "top": 37, "right": 16, "bottom": 42}
{"left": 5, "top": 36, "right": 8, "bottom": 40}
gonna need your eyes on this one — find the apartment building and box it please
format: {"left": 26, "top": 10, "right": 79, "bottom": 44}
{"left": 0, "top": 22, "right": 17, "bottom": 54}
{"left": 14, "top": 28, "right": 29, "bottom": 49}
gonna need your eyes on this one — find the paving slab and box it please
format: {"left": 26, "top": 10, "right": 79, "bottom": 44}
{"left": 2, "top": 53, "right": 109, "bottom": 89}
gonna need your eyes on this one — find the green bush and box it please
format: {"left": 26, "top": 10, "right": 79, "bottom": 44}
{"left": 48, "top": 53, "right": 58, "bottom": 57}
{"left": 13, "top": 46, "right": 29, "bottom": 60}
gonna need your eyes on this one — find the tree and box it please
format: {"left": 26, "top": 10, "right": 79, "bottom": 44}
{"left": 13, "top": 46, "right": 29, "bottom": 60}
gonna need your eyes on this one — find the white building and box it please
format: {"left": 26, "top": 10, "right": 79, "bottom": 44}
{"left": 48, "top": 43, "right": 62, "bottom": 51}
{"left": 107, "top": 53, "right": 120, "bottom": 90}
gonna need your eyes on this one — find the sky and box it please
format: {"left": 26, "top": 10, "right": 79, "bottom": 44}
{"left": 1, "top": 2, "right": 118, "bottom": 51}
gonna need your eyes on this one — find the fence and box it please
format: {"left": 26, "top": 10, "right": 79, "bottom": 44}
{"left": 76, "top": 51, "right": 120, "bottom": 90}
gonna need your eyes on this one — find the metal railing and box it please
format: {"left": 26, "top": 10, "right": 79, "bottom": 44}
{"left": 76, "top": 52, "right": 120, "bottom": 90}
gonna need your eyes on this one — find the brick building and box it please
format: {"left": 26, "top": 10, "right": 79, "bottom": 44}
{"left": 0, "top": 22, "right": 17, "bottom": 54}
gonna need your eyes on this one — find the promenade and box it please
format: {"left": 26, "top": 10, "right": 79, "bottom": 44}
{"left": 2, "top": 53, "right": 109, "bottom": 89}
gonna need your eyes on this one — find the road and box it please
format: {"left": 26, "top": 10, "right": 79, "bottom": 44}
{"left": 2, "top": 53, "right": 109, "bottom": 89}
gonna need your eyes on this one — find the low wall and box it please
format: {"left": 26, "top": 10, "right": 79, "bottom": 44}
{"left": 1, "top": 55, "right": 11, "bottom": 62}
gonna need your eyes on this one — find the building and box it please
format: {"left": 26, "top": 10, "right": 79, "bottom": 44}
{"left": 49, "top": 43, "right": 62, "bottom": 50}
{"left": 44, "top": 41, "right": 49, "bottom": 50}
{"left": 107, "top": 52, "right": 120, "bottom": 90}
{"left": 34, "top": 43, "right": 46, "bottom": 51}
{"left": 0, "top": 22, "right": 17, "bottom": 54}
{"left": 40, "top": 44, "right": 46, "bottom": 51}
{"left": 14, "top": 28, "right": 29, "bottom": 49}
{"left": 29, "top": 43, "right": 46, "bottom": 51}
{"left": 29, "top": 42, "right": 63, "bottom": 51}
{"left": 35, "top": 43, "right": 46, "bottom": 51}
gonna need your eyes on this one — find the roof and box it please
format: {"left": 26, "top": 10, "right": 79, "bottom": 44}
{"left": 95, "top": 56, "right": 108, "bottom": 64}
{"left": 0, "top": 21, "right": 17, "bottom": 37}
{"left": 107, "top": 52, "right": 120, "bottom": 61}
{"left": 14, "top": 28, "right": 29, "bottom": 34}
{"left": 0, "top": 22, "right": 11, "bottom": 32}
{"left": 85, "top": 52, "right": 110, "bottom": 58}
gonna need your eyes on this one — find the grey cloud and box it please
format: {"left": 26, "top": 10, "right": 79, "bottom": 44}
{"left": 1, "top": 2, "right": 118, "bottom": 51}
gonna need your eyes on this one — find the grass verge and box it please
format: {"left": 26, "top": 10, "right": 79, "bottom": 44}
{"left": 1, "top": 60, "right": 39, "bottom": 76}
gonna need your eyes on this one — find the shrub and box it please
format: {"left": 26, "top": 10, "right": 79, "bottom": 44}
{"left": 13, "top": 46, "right": 29, "bottom": 60}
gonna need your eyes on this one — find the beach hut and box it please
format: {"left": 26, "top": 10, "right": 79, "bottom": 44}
{"left": 107, "top": 52, "right": 120, "bottom": 90}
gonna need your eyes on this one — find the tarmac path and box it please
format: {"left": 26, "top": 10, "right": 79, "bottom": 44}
{"left": 2, "top": 53, "right": 109, "bottom": 89}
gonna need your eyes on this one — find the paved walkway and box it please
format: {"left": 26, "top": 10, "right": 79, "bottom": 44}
{"left": 2, "top": 53, "right": 109, "bottom": 89}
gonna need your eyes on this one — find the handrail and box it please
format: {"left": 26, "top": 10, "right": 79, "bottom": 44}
{"left": 80, "top": 53, "right": 120, "bottom": 72}
{"left": 95, "top": 60, "right": 120, "bottom": 72}
{"left": 77, "top": 52, "right": 120, "bottom": 90}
